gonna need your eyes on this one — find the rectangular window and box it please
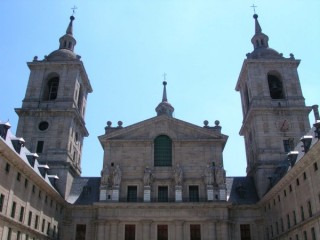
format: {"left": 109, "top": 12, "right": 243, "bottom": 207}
{"left": 42, "top": 219, "right": 46, "bottom": 232}
{"left": 296, "top": 178, "right": 300, "bottom": 186}
{"left": 276, "top": 222, "right": 279, "bottom": 235}
{"left": 11, "top": 201, "right": 16, "bottom": 218}
{"left": 308, "top": 201, "right": 312, "bottom": 217}
{"left": 303, "top": 231, "right": 307, "bottom": 240}
{"left": 189, "top": 186, "right": 199, "bottom": 202}
{"left": 289, "top": 185, "right": 293, "bottom": 192}
{"left": 283, "top": 139, "right": 294, "bottom": 153}
{"left": 287, "top": 214, "right": 291, "bottom": 229}
{"left": 303, "top": 172, "right": 307, "bottom": 180}
{"left": 35, "top": 215, "right": 39, "bottom": 229}
{"left": 284, "top": 190, "right": 287, "bottom": 197}
{"left": 75, "top": 224, "right": 86, "bottom": 240}
{"left": 314, "top": 162, "right": 318, "bottom": 171}
{"left": 53, "top": 225, "right": 56, "bottom": 237}
{"left": 19, "top": 206, "right": 24, "bottom": 222}
{"left": 5, "top": 163, "right": 10, "bottom": 173}
{"left": 301, "top": 206, "right": 305, "bottom": 221}
{"left": 7, "top": 227, "right": 12, "bottom": 240}
{"left": 190, "top": 224, "right": 201, "bottom": 240}
{"left": 47, "top": 222, "right": 51, "bottom": 235}
{"left": 24, "top": 179, "right": 28, "bottom": 188}
{"left": 280, "top": 218, "right": 284, "bottom": 232}
{"left": 158, "top": 186, "right": 168, "bottom": 202}
{"left": 28, "top": 211, "right": 32, "bottom": 226}
{"left": 125, "top": 224, "right": 136, "bottom": 240}
{"left": 311, "top": 227, "right": 316, "bottom": 240}
{"left": 157, "top": 225, "right": 168, "bottom": 240}
{"left": 36, "top": 141, "right": 44, "bottom": 153}
{"left": 296, "top": 234, "right": 299, "bottom": 240}
{"left": 17, "top": 231, "right": 21, "bottom": 240}
{"left": 32, "top": 185, "right": 35, "bottom": 194}
{"left": 293, "top": 210, "right": 297, "bottom": 225}
{"left": 17, "top": 172, "right": 21, "bottom": 181}
{"left": 127, "top": 186, "right": 138, "bottom": 202}
{"left": 0, "top": 194, "right": 4, "bottom": 212}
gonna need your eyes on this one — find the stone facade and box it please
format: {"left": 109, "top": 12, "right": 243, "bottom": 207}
{"left": 1, "top": 13, "right": 320, "bottom": 240}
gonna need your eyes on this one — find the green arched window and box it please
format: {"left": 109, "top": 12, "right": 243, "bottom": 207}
{"left": 154, "top": 135, "right": 172, "bottom": 167}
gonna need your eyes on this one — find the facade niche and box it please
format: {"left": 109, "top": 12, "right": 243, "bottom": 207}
{"left": 267, "top": 74, "right": 284, "bottom": 99}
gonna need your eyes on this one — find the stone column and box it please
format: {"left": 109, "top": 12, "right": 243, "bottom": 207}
{"left": 99, "top": 187, "right": 107, "bottom": 201}
{"left": 207, "top": 185, "right": 214, "bottom": 201}
{"left": 175, "top": 186, "right": 182, "bottom": 202}
{"left": 96, "top": 221, "right": 105, "bottom": 240}
{"left": 175, "top": 221, "right": 184, "bottom": 240}
{"left": 144, "top": 186, "right": 151, "bottom": 202}
{"left": 217, "top": 221, "right": 229, "bottom": 240}
{"left": 105, "top": 223, "right": 111, "bottom": 239}
{"left": 111, "top": 187, "right": 120, "bottom": 201}
{"left": 142, "top": 220, "right": 151, "bottom": 240}
{"left": 206, "top": 221, "right": 216, "bottom": 240}
{"left": 110, "top": 221, "right": 118, "bottom": 240}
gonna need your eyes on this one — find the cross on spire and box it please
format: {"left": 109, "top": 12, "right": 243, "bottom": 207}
{"left": 71, "top": 5, "right": 78, "bottom": 16}
{"left": 251, "top": 4, "right": 257, "bottom": 14}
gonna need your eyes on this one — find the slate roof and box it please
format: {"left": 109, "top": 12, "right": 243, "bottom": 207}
{"left": 67, "top": 177, "right": 101, "bottom": 204}
{"left": 0, "top": 124, "right": 59, "bottom": 193}
{"left": 226, "top": 176, "right": 259, "bottom": 205}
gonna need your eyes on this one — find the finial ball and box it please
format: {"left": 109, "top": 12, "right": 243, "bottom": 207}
{"left": 253, "top": 14, "right": 258, "bottom": 19}
{"left": 163, "top": 81, "right": 167, "bottom": 86}
{"left": 215, "top": 120, "right": 220, "bottom": 126}
{"left": 204, "top": 120, "right": 209, "bottom": 126}
{"left": 70, "top": 16, "right": 75, "bottom": 21}
{"left": 107, "top": 121, "right": 112, "bottom": 127}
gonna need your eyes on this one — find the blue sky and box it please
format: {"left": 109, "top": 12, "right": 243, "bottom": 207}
{"left": 1, "top": 1, "right": 320, "bottom": 177}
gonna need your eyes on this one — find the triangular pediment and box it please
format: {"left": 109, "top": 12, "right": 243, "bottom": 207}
{"left": 99, "top": 115, "right": 228, "bottom": 144}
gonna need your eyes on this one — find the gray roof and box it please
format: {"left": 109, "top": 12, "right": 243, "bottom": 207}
{"left": 67, "top": 177, "right": 101, "bottom": 204}
{"left": 226, "top": 176, "right": 259, "bottom": 205}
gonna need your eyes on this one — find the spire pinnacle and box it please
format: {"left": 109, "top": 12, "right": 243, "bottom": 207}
{"left": 66, "top": 16, "right": 75, "bottom": 35}
{"left": 155, "top": 78, "right": 174, "bottom": 117}
{"left": 253, "top": 14, "right": 262, "bottom": 34}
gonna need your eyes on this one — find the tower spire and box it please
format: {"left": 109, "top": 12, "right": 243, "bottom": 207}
{"left": 66, "top": 15, "right": 75, "bottom": 35}
{"left": 247, "top": 14, "right": 283, "bottom": 59}
{"left": 47, "top": 16, "right": 79, "bottom": 61}
{"left": 155, "top": 79, "right": 174, "bottom": 117}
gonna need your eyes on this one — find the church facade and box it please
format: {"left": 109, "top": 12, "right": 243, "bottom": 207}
{"left": 0, "top": 12, "right": 320, "bottom": 240}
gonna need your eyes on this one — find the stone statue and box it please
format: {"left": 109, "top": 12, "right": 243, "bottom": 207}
{"left": 204, "top": 165, "right": 214, "bottom": 185}
{"left": 174, "top": 164, "right": 183, "bottom": 186}
{"left": 215, "top": 167, "right": 226, "bottom": 185}
{"left": 143, "top": 167, "right": 152, "bottom": 186}
{"left": 101, "top": 165, "right": 110, "bottom": 186}
{"left": 113, "top": 164, "right": 122, "bottom": 187}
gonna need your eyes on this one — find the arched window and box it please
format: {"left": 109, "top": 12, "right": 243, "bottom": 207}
{"left": 268, "top": 74, "right": 284, "bottom": 99}
{"left": 44, "top": 77, "right": 59, "bottom": 101}
{"left": 154, "top": 135, "right": 172, "bottom": 167}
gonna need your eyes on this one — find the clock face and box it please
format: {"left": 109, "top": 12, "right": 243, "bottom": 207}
{"left": 277, "top": 119, "right": 290, "bottom": 132}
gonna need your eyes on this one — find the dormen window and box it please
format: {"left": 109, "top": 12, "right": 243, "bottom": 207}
{"left": 154, "top": 135, "right": 172, "bottom": 167}
{"left": 268, "top": 74, "right": 284, "bottom": 99}
{"left": 43, "top": 77, "right": 59, "bottom": 101}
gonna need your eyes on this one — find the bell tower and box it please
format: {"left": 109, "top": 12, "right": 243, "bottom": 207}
{"left": 15, "top": 16, "right": 92, "bottom": 198}
{"left": 236, "top": 14, "right": 311, "bottom": 198}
